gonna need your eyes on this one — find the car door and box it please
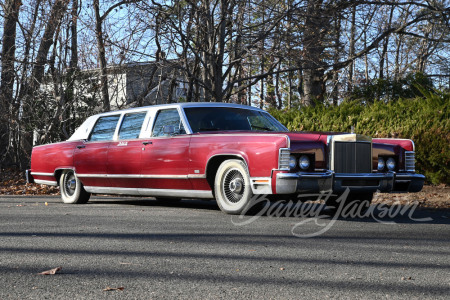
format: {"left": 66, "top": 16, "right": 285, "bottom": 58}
{"left": 107, "top": 111, "right": 148, "bottom": 189}
{"left": 74, "top": 114, "right": 121, "bottom": 187}
{"left": 140, "top": 108, "right": 192, "bottom": 191}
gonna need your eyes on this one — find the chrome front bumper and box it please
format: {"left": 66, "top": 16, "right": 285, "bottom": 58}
{"left": 276, "top": 171, "right": 425, "bottom": 194}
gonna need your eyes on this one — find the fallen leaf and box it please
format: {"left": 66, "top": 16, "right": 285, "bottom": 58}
{"left": 38, "top": 266, "right": 62, "bottom": 275}
{"left": 103, "top": 287, "right": 125, "bottom": 291}
{"left": 401, "top": 276, "right": 412, "bottom": 281}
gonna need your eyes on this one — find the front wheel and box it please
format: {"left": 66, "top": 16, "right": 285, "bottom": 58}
{"left": 214, "top": 159, "right": 255, "bottom": 215}
{"left": 59, "top": 170, "right": 91, "bottom": 204}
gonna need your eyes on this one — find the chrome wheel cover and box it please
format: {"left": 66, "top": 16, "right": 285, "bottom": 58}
{"left": 64, "top": 172, "right": 77, "bottom": 196}
{"left": 222, "top": 168, "right": 245, "bottom": 203}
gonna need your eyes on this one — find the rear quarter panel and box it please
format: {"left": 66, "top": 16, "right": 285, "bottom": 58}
{"left": 31, "top": 141, "right": 81, "bottom": 181}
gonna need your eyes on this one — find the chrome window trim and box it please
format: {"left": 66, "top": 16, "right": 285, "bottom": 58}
{"left": 178, "top": 106, "right": 193, "bottom": 134}
{"left": 150, "top": 107, "right": 190, "bottom": 137}
{"left": 88, "top": 114, "right": 122, "bottom": 142}
{"left": 115, "top": 111, "right": 149, "bottom": 141}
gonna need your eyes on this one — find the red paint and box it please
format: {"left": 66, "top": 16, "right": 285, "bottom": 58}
{"left": 373, "top": 138, "right": 414, "bottom": 151}
{"left": 29, "top": 124, "right": 416, "bottom": 194}
{"left": 74, "top": 141, "right": 109, "bottom": 186}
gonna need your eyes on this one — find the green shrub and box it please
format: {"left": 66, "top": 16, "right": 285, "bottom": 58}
{"left": 270, "top": 91, "right": 450, "bottom": 185}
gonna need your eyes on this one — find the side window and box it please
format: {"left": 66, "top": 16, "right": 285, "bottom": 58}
{"left": 89, "top": 115, "right": 121, "bottom": 142}
{"left": 118, "top": 112, "right": 147, "bottom": 140}
{"left": 152, "top": 109, "right": 186, "bottom": 137}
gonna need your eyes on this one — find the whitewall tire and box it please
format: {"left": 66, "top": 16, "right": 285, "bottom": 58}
{"left": 214, "top": 159, "right": 254, "bottom": 215}
{"left": 59, "top": 170, "right": 90, "bottom": 204}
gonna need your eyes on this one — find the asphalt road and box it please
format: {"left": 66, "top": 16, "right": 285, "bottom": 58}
{"left": 1, "top": 195, "right": 449, "bottom": 299}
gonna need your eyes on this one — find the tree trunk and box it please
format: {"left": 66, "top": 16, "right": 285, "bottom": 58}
{"left": 301, "top": 0, "right": 325, "bottom": 106}
{"left": 379, "top": 6, "right": 394, "bottom": 79}
{"left": 0, "top": 0, "right": 21, "bottom": 165}
{"left": 93, "top": 0, "right": 110, "bottom": 111}
{"left": 31, "top": 0, "right": 71, "bottom": 89}
{"left": 332, "top": 14, "right": 341, "bottom": 105}
{"left": 347, "top": 4, "right": 356, "bottom": 93}
{"left": 21, "top": 0, "right": 70, "bottom": 164}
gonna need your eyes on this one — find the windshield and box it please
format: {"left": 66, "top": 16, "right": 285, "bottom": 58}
{"left": 184, "top": 107, "right": 288, "bottom": 133}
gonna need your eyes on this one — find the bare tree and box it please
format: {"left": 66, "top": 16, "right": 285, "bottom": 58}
{"left": 0, "top": 0, "right": 21, "bottom": 164}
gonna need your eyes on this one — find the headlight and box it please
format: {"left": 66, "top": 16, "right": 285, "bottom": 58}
{"left": 289, "top": 156, "right": 297, "bottom": 169}
{"left": 386, "top": 157, "right": 396, "bottom": 171}
{"left": 378, "top": 157, "right": 385, "bottom": 171}
{"left": 299, "top": 155, "right": 310, "bottom": 170}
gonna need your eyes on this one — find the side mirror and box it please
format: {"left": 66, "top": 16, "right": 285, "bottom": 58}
{"left": 163, "top": 125, "right": 176, "bottom": 135}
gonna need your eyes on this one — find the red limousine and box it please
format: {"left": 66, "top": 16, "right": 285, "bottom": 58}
{"left": 27, "top": 103, "right": 424, "bottom": 214}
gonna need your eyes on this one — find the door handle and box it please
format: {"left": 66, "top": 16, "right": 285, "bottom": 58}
{"left": 76, "top": 145, "right": 86, "bottom": 149}
{"left": 142, "top": 141, "right": 152, "bottom": 145}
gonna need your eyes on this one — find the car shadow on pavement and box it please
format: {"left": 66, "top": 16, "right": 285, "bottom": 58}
{"left": 87, "top": 196, "right": 450, "bottom": 225}
{"left": 88, "top": 196, "right": 220, "bottom": 211}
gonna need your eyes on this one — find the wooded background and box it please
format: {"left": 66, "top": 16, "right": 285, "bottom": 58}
{"left": 0, "top": 0, "right": 449, "bottom": 175}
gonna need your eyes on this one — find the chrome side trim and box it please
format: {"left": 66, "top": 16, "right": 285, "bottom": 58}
{"left": 187, "top": 174, "right": 207, "bottom": 179}
{"left": 31, "top": 172, "right": 54, "bottom": 177}
{"left": 112, "top": 174, "right": 188, "bottom": 179}
{"left": 77, "top": 174, "right": 108, "bottom": 178}
{"left": 77, "top": 173, "right": 205, "bottom": 179}
{"left": 106, "top": 174, "right": 141, "bottom": 178}
{"left": 34, "top": 179, "right": 58, "bottom": 186}
{"left": 83, "top": 186, "right": 214, "bottom": 199}
{"left": 84, "top": 186, "right": 140, "bottom": 196}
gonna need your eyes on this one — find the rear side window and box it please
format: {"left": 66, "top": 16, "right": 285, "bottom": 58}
{"left": 152, "top": 109, "right": 186, "bottom": 137}
{"left": 89, "top": 115, "right": 120, "bottom": 141}
{"left": 118, "top": 112, "right": 147, "bottom": 140}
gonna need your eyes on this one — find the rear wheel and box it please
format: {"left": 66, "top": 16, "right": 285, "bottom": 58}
{"left": 59, "top": 170, "right": 90, "bottom": 204}
{"left": 214, "top": 159, "right": 255, "bottom": 215}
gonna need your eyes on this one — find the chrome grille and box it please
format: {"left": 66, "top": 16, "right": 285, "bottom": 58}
{"left": 405, "top": 151, "right": 415, "bottom": 172}
{"left": 278, "top": 148, "right": 291, "bottom": 170}
{"left": 334, "top": 142, "right": 372, "bottom": 173}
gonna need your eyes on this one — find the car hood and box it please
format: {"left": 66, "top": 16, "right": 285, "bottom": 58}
{"left": 193, "top": 130, "right": 350, "bottom": 144}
